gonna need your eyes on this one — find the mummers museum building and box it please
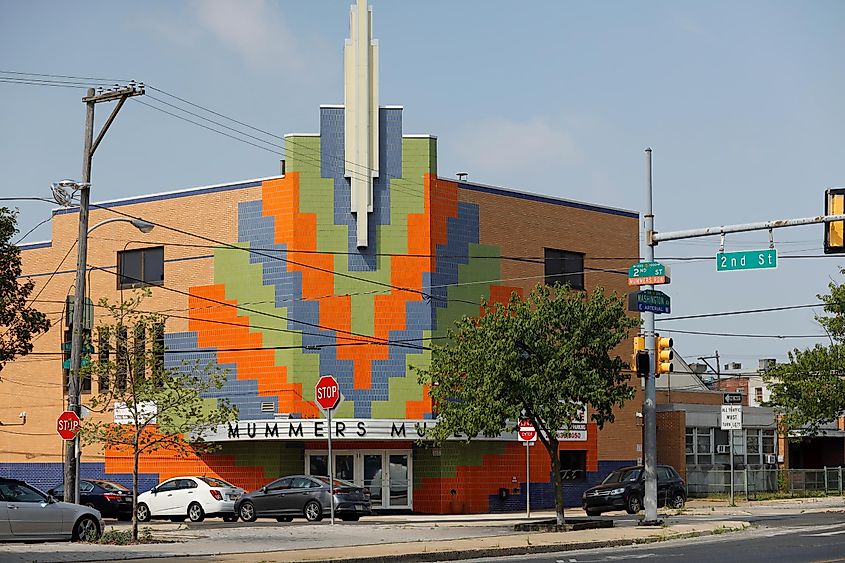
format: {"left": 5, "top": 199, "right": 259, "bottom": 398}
{"left": 0, "top": 1, "right": 642, "bottom": 513}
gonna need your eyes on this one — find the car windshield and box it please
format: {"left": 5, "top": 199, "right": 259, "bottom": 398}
{"left": 602, "top": 468, "right": 642, "bottom": 484}
{"left": 96, "top": 481, "right": 129, "bottom": 492}
{"left": 200, "top": 477, "right": 235, "bottom": 488}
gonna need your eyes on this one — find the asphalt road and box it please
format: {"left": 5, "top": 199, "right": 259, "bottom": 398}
{"left": 459, "top": 511, "right": 845, "bottom": 563}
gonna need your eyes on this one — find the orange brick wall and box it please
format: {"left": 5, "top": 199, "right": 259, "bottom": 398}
{"left": 1, "top": 181, "right": 265, "bottom": 464}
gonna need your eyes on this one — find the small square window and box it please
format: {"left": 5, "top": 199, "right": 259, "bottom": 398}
{"left": 544, "top": 249, "right": 584, "bottom": 290}
{"left": 118, "top": 247, "right": 164, "bottom": 289}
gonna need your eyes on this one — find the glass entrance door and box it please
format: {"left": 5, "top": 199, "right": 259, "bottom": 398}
{"left": 304, "top": 449, "right": 412, "bottom": 510}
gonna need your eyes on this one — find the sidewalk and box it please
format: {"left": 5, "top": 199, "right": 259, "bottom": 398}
{"left": 2, "top": 497, "right": 842, "bottom": 563}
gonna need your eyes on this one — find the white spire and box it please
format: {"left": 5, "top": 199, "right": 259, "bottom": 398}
{"left": 344, "top": 0, "right": 379, "bottom": 248}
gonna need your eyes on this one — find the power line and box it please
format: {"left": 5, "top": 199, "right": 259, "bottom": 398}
{"left": 656, "top": 303, "right": 823, "bottom": 322}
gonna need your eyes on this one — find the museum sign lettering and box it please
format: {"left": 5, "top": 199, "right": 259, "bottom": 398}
{"left": 202, "top": 419, "right": 588, "bottom": 443}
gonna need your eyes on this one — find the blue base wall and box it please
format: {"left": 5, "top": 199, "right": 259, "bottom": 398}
{"left": 0, "top": 462, "right": 160, "bottom": 495}
{"left": 488, "top": 459, "right": 637, "bottom": 513}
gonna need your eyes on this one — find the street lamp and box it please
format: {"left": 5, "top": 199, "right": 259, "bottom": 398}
{"left": 53, "top": 179, "right": 155, "bottom": 505}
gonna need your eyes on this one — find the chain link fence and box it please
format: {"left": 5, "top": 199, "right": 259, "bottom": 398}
{"left": 685, "top": 466, "right": 845, "bottom": 499}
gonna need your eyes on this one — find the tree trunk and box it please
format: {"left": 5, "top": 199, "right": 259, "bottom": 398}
{"left": 550, "top": 437, "right": 565, "bottom": 527}
{"left": 132, "top": 435, "right": 140, "bottom": 542}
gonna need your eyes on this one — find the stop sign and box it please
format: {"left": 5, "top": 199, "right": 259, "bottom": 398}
{"left": 517, "top": 419, "right": 537, "bottom": 442}
{"left": 57, "top": 410, "right": 81, "bottom": 441}
{"left": 315, "top": 375, "right": 341, "bottom": 410}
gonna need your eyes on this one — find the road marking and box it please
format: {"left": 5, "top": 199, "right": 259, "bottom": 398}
{"left": 807, "top": 529, "right": 845, "bottom": 537}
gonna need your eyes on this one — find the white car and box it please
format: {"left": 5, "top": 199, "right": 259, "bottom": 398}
{"left": 136, "top": 476, "right": 244, "bottom": 523}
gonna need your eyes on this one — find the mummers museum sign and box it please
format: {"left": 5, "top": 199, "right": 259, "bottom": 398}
{"left": 203, "top": 419, "right": 588, "bottom": 442}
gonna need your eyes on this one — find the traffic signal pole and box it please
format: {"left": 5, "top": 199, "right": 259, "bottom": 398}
{"left": 641, "top": 149, "right": 659, "bottom": 525}
{"left": 640, "top": 152, "right": 845, "bottom": 525}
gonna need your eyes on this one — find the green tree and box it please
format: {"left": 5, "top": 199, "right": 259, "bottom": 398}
{"left": 80, "top": 291, "right": 237, "bottom": 541}
{"left": 415, "top": 284, "right": 638, "bottom": 526}
{"left": 0, "top": 208, "right": 50, "bottom": 375}
{"left": 765, "top": 269, "right": 845, "bottom": 435}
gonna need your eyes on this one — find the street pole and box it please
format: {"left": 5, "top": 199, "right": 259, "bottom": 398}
{"left": 642, "top": 148, "right": 659, "bottom": 525}
{"left": 63, "top": 84, "right": 144, "bottom": 506}
{"left": 525, "top": 441, "right": 531, "bottom": 518}
{"left": 729, "top": 428, "right": 735, "bottom": 505}
{"left": 327, "top": 406, "right": 335, "bottom": 525}
{"left": 64, "top": 88, "right": 94, "bottom": 506}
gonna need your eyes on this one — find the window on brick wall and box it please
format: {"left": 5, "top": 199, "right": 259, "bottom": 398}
{"left": 118, "top": 246, "right": 164, "bottom": 289}
{"left": 544, "top": 249, "right": 584, "bottom": 290}
{"left": 559, "top": 450, "right": 586, "bottom": 481}
{"left": 686, "top": 427, "right": 714, "bottom": 466}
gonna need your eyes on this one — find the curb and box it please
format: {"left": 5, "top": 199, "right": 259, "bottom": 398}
{"left": 166, "top": 522, "right": 750, "bottom": 563}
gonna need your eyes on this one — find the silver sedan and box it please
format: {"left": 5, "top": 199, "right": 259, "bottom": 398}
{"left": 0, "top": 478, "right": 103, "bottom": 541}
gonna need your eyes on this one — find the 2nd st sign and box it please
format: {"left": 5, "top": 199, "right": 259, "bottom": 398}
{"left": 717, "top": 249, "right": 778, "bottom": 272}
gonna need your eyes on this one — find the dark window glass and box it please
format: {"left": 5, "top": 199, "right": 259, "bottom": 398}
{"left": 544, "top": 248, "right": 584, "bottom": 290}
{"left": 292, "top": 477, "right": 313, "bottom": 489}
{"left": 118, "top": 247, "right": 164, "bottom": 289}
{"left": 0, "top": 482, "right": 47, "bottom": 503}
{"left": 200, "top": 477, "right": 234, "bottom": 488}
{"left": 269, "top": 478, "right": 293, "bottom": 490}
{"left": 657, "top": 467, "right": 671, "bottom": 482}
{"left": 134, "top": 324, "right": 146, "bottom": 380}
{"left": 152, "top": 322, "right": 165, "bottom": 386}
{"left": 157, "top": 480, "right": 178, "bottom": 493}
{"left": 115, "top": 326, "right": 128, "bottom": 391}
{"left": 559, "top": 450, "right": 587, "bottom": 481}
{"left": 97, "top": 327, "right": 110, "bottom": 392}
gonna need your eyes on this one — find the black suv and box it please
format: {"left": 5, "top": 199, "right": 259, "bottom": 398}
{"left": 582, "top": 464, "right": 686, "bottom": 516}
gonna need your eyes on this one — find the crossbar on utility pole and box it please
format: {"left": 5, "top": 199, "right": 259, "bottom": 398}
{"left": 651, "top": 214, "right": 845, "bottom": 245}
{"left": 65, "top": 83, "right": 143, "bottom": 506}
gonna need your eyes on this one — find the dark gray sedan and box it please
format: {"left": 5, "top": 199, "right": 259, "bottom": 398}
{"left": 236, "top": 475, "right": 371, "bottom": 522}
{"left": 0, "top": 478, "right": 103, "bottom": 541}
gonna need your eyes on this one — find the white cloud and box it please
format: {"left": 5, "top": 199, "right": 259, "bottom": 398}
{"left": 189, "top": 0, "right": 307, "bottom": 71}
{"left": 450, "top": 117, "right": 583, "bottom": 176}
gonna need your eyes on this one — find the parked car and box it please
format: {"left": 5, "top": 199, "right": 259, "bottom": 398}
{"left": 236, "top": 475, "right": 372, "bottom": 523}
{"left": 136, "top": 476, "right": 244, "bottom": 523}
{"left": 582, "top": 464, "right": 686, "bottom": 516}
{"left": 0, "top": 477, "right": 103, "bottom": 541}
{"left": 48, "top": 479, "right": 132, "bottom": 520}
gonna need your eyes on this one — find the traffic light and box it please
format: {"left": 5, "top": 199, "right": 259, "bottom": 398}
{"left": 825, "top": 188, "right": 845, "bottom": 254}
{"left": 655, "top": 335, "right": 674, "bottom": 376}
{"left": 633, "top": 335, "right": 649, "bottom": 377}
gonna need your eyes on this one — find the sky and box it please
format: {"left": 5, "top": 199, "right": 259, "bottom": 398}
{"left": 1, "top": 0, "right": 844, "bottom": 372}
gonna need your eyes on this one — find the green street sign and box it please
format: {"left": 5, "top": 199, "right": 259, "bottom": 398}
{"left": 627, "top": 290, "right": 671, "bottom": 314}
{"left": 628, "top": 262, "right": 670, "bottom": 286}
{"left": 628, "top": 261, "right": 666, "bottom": 278}
{"left": 716, "top": 249, "right": 778, "bottom": 272}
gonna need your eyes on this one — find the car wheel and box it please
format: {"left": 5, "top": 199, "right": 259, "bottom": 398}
{"left": 136, "top": 503, "right": 152, "bottom": 522}
{"left": 223, "top": 514, "right": 238, "bottom": 522}
{"left": 72, "top": 515, "right": 100, "bottom": 542}
{"left": 626, "top": 495, "right": 643, "bottom": 514}
{"left": 239, "top": 501, "right": 257, "bottom": 522}
{"left": 276, "top": 516, "right": 293, "bottom": 522}
{"left": 340, "top": 515, "right": 359, "bottom": 522}
{"left": 586, "top": 509, "right": 601, "bottom": 517}
{"left": 304, "top": 500, "right": 323, "bottom": 522}
{"left": 671, "top": 491, "right": 686, "bottom": 509}
{"left": 188, "top": 502, "right": 205, "bottom": 522}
